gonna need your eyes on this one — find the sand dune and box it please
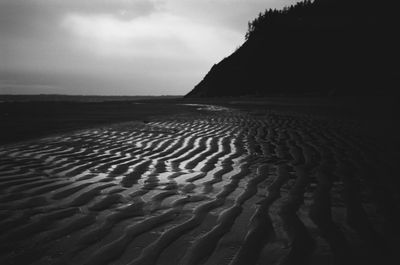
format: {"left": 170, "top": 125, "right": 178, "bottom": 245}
{"left": 0, "top": 105, "right": 398, "bottom": 265}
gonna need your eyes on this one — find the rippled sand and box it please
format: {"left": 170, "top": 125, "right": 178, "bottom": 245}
{"left": 0, "top": 105, "right": 398, "bottom": 265}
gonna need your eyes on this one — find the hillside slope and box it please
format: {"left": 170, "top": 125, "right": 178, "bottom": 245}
{"left": 185, "top": 0, "right": 399, "bottom": 97}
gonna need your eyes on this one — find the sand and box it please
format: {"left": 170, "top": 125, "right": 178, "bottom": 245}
{"left": 0, "top": 104, "right": 399, "bottom": 265}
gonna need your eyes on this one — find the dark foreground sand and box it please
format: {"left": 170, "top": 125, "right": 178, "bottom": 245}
{"left": 0, "top": 102, "right": 399, "bottom": 265}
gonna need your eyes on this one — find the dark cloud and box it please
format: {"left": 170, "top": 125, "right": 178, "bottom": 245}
{"left": 0, "top": 0, "right": 157, "bottom": 37}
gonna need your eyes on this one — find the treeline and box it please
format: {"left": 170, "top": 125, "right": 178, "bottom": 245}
{"left": 244, "top": 0, "right": 390, "bottom": 40}
{"left": 245, "top": 0, "right": 314, "bottom": 40}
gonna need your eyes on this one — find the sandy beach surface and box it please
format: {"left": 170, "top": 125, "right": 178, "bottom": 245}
{"left": 1, "top": 101, "right": 399, "bottom": 265}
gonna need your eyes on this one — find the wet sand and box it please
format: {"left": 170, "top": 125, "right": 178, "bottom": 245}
{"left": 0, "top": 98, "right": 192, "bottom": 145}
{"left": 0, "top": 103, "right": 399, "bottom": 265}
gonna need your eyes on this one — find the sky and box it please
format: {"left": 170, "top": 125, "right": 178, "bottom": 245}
{"left": 0, "top": 0, "right": 299, "bottom": 96}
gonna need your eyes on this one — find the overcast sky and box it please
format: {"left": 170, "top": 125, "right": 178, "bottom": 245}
{"left": 0, "top": 0, "right": 299, "bottom": 95}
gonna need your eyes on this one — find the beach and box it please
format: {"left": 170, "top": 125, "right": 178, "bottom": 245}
{"left": 0, "top": 98, "right": 399, "bottom": 265}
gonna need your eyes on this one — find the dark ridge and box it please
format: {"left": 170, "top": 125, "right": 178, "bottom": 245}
{"left": 185, "top": 0, "right": 399, "bottom": 98}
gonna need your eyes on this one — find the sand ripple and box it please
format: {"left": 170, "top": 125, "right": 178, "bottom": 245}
{"left": 0, "top": 107, "right": 398, "bottom": 265}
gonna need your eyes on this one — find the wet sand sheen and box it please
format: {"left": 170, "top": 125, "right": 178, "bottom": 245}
{"left": 0, "top": 104, "right": 399, "bottom": 265}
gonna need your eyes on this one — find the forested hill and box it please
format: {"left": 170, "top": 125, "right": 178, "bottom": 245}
{"left": 185, "top": 0, "right": 399, "bottom": 98}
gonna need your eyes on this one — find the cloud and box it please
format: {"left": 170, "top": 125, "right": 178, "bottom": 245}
{"left": 0, "top": 0, "right": 158, "bottom": 37}
{"left": 61, "top": 12, "right": 239, "bottom": 60}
